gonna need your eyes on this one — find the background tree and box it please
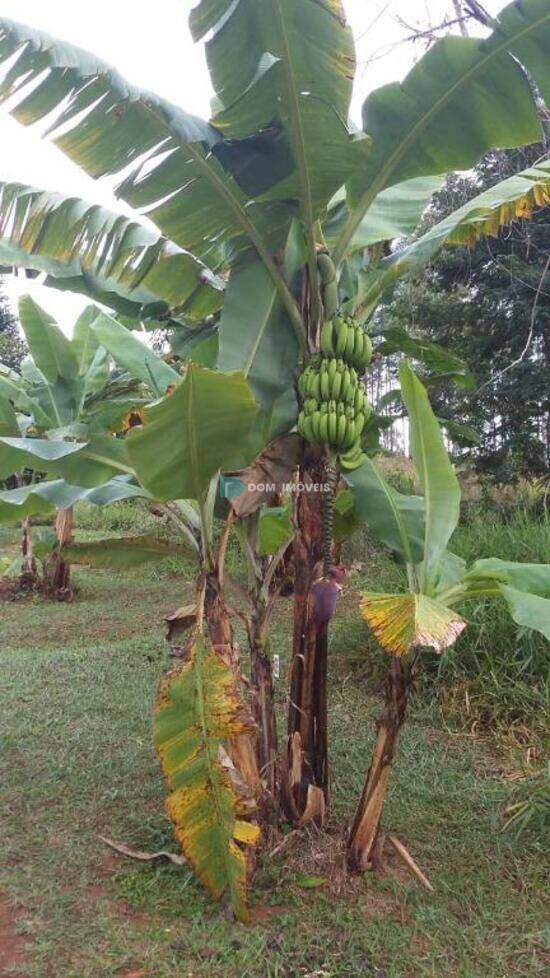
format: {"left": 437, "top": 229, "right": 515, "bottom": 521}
{"left": 0, "top": 284, "right": 25, "bottom": 371}
{"left": 375, "top": 135, "right": 550, "bottom": 477}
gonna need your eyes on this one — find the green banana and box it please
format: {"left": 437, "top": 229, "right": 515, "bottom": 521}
{"left": 302, "top": 414, "right": 314, "bottom": 442}
{"left": 320, "top": 370, "right": 330, "bottom": 400}
{"left": 345, "top": 326, "right": 355, "bottom": 362}
{"left": 354, "top": 412, "right": 366, "bottom": 437}
{"left": 327, "top": 410, "right": 337, "bottom": 444}
{"left": 327, "top": 358, "right": 338, "bottom": 383}
{"left": 354, "top": 387, "right": 364, "bottom": 415}
{"left": 317, "top": 252, "right": 336, "bottom": 285}
{"left": 338, "top": 444, "right": 366, "bottom": 471}
{"left": 334, "top": 318, "right": 348, "bottom": 357}
{"left": 319, "top": 413, "right": 329, "bottom": 442}
{"left": 320, "top": 320, "right": 334, "bottom": 357}
{"left": 304, "top": 398, "right": 317, "bottom": 415}
{"left": 344, "top": 418, "right": 356, "bottom": 448}
{"left": 323, "top": 281, "right": 339, "bottom": 319}
{"left": 311, "top": 411, "right": 321, "bottom": 441}
{"left": 353, "top": 329, "right": 364, "bottom": 369}
{"left": 362, "top": 335, "right": 373, "bottom": 368}
{"left": 331, "top": 370, "right": 342, "bottom": 400}
{"left": 336, "top": 413, "right": 347, "bottom": 447}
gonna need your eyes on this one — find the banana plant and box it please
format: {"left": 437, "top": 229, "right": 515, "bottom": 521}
{"left": 0, "top": 0, "right": 548, "bottom": 918}
{"left": 0, "top": 296, "right": 162, "bottom": 594}
{"left": 344, "top": 364, "right": 550, "bottom": 872}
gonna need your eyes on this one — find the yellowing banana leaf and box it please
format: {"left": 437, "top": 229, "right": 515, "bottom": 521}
{"left": 355, "top": 160, "right": 550, "bottom": 317}
{"left": 154, "top": 636, "right": 260, "bottom": 922}
{"left": 360, "top": 592, "right": 466, "bottom": 657}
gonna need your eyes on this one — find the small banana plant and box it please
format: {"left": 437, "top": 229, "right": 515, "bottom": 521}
{"left": 344, "top": 364, "right": 550, "bottom": 871}
{"left": 0, "top": 297, "right": 158, "bottom": 595}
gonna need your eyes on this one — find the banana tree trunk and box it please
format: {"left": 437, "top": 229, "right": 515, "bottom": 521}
{"left": 347, "top": 658, "right": 411, "bottom": 872}
{"left": 50, "top": 506, "right": 74, "bottom": 598}
{"left": 249, "top": 597, "right": 278, "bottom": 807}
{"left": 203, "top": 570, "right": 262, "bottom": 800}
{"left": 20, "top": 516, "right": 37, "bottom": 588}
{"left": 283, "top": 448, "right": 329, "bottom": 823}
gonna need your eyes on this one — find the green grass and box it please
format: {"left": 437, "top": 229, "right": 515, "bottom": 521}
{"left": 1, "top": 517, "right": 549, "bottom": 978}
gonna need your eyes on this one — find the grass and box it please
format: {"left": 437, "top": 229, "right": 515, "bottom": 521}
{"left": 1, "top": 507, "right": 549, "bottom": 978}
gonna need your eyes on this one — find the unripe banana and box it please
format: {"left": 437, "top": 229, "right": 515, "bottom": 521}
{"left": 349, "top": 367, "right": 358, "bottom": 387}
{"left": 345, "top": 379, "right": 357, "bottom": 406}
{"left": 345, "top": 325, "right": 356, "bottom": 362}
{"left": 298, "top": 372, "right": 307, "bottom": 398}
{"left": 323, "top": 281, "right": 339, "bottom": 320}
{"left": 328, "top": 399, "right": 337, "bottom": 414}
{"left": 319, "top": 413, "right": 329, "bottom": 442}
{"left": 311, "top": 411, "right": 321, "bottom": 442}
{"left": 320, "top": 320, "right": 334, "bottom": 357}
{"left": 320, "top": 370, "right": 330, "bottom": 400}
{"left": 334, "top": 318, "right": 348, "bottom": 357}
{"left": 327, "top": 410, "right": 337, "bottom": 444}
{"left": 353, "top": 329, "right": 364, "bottom": 369}
{"left": 310, "top": 373, "right": 321, "bottom": 400}
{"left": 327, "top": 358, "right": 338, "bottom": 383}
{"left": 354, "top": 412, "right": 366, "bottom": 437}
{"left": 345, "top": 404, "right": 355, "bottom": 421}
{"left": 361, "top": 335, "right": 373, "bottom": 369}
{"left": 317, "top": 252, "right": 336, "bottom": 285}
{"left": 339, "top": 444, "right": 366, "bottom": 472}
{"left": 337, "top": 401, "right": 346, "bottom": 416}
{"left": 344, "top": 419, "right": 356, "bottom": 450}
{"left": 320, "top": 401, "right": 329, "bottom": 415}
{"left": 304, "top": 398, "right": 317, "bottom": 415}
{"left": 331, "top": 370, "right": 342, "bottom": 400}
{"left": 354, "top": 387, "right": 364, "bottom": 415}
{"left": 341, "top": 369, "right": 351, "bottom": 400}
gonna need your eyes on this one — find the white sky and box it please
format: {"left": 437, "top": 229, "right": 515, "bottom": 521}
{"left": 0, "top": 0, "right": 503, "bottom": 335}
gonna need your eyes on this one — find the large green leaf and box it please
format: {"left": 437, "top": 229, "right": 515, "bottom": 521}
{"left": 464, "top": 558, "right": 550, "bottom": 598}
{"left": 154, "top": 636, "right": 260, "bottom": 922}
{"left": 0, "top": 393, "right": 19, "bottom": 436}
{"left": 18, "top": 295, "right": 79, "bottom": 384}
{"left": 127, "top": 366, "right": 259, "bottom": 501}
{"left": 218, "top": 220, "right": 305, "bottom": 406}
{"left": 0, "top": 476, "right": 150, "bottom": 523}
{"left": 343, "top": 457, "right": 425, "bottom": 565}
{"left": 89, "top": 313, "right": 179, "bottom": 396}
{"left": 376, "top": 328, "right": 474, "bottom": 388}
{"left": 400, "top": 363, "right": 460, "bottom": 592}
{"left": 0, "top": 434, "right": 133, "bottom": 486}
{"left": 257, "top": 505, "right": 293, "bottom": 557}
{"left": 0, "top": 19, "right": 291, "bottom": 268}
{"left": 336, "top": 0, "right": 550, "bottom": 261}
{"left": 64, "top": 534, "right": 193, "bottom": 569}
{"left": 192, "top": 0, "right": 370, "bottom": 217}
{"left": 324, "top": 175, "right": 444, "bottom": 253}
{"left": 72, "top": 307, "right": 102, "bottom": 376}
{"left": 0, "top": 181, "right": 223, "bottom": 324}
{"left": 357, "top": 160, "right": 550, "bottom": 315}
{"left": 499, "top": 586, "right": 550, "bottom": 642}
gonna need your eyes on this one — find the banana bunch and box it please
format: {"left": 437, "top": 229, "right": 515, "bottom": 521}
{"left": 297, "top": 347, "right": 372, "bottom": 453}
{"left": 319, "top": 316, "right": 373, "bottom": 373}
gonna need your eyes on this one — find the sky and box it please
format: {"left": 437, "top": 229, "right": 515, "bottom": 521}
{"left": 0, "top": 0, "right": 504, "bottom": 335}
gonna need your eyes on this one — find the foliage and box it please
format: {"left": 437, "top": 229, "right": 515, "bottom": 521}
{"left": 376, "top": 139, "right": 550, "bottom": 476}
{"left": 0, "top": 284, "right": 25, "bottom": 370}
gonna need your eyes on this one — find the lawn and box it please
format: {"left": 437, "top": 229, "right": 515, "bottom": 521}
{"left": 0, "top": 517, "right": 549, "bottom": 978}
